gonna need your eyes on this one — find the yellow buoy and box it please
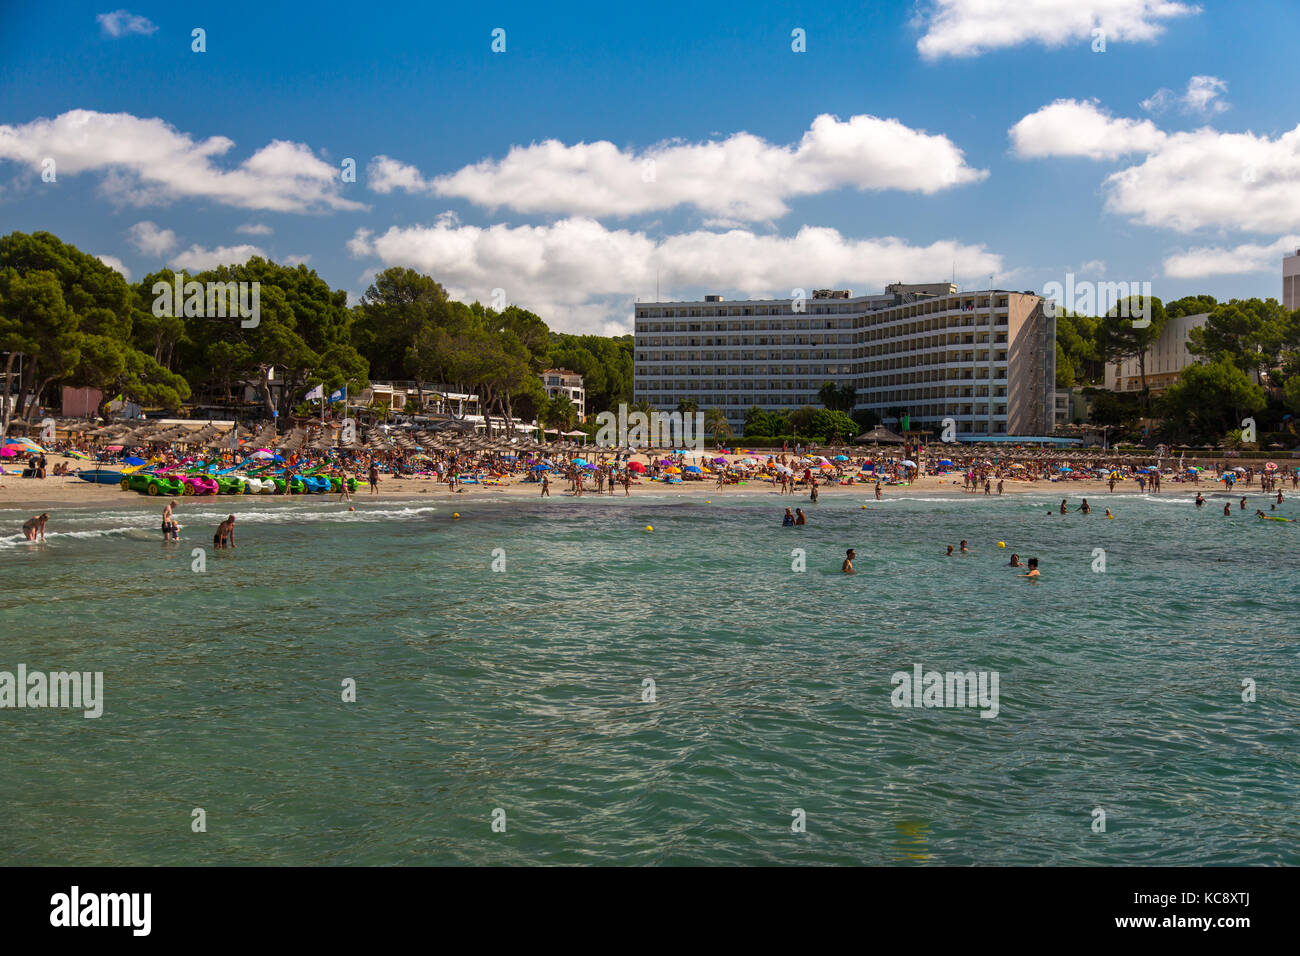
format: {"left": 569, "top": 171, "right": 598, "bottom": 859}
{"left": 645, "top": 525, "right": 653, "bottom": 532}
{"left": 997, "top": 541, "right": 1006, "bottom": 548}
{"left": 453, "top": 513, "right": 460, "bottom": 518}
{"left": 861, "top": 504, "right": 867, "bottom": 509}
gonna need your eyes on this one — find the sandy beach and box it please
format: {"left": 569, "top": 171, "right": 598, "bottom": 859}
{"left": 0, "top": 450, "right": 1228, "bottom": 514}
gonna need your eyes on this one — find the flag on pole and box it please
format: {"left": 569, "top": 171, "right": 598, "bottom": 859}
{"left": 305, "top": 384, "right": 324, "bottom": 402}
{"left": 329, "top": 388, "right": 345, "bottom": 403}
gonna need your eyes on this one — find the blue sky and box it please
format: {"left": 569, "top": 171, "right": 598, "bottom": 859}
{"left": 1, "top": 0, "right": 1297, "bottom": 333}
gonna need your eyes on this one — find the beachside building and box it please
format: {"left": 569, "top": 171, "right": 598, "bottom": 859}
{"left": 632, "top": 284, "right": 1056, "bottom": 438}
{"left": 357, "top": 381, "right": 482, "bottom": 418}
{"left": 1103, "top": 312, "right": 1209, "bottom": 395}
{"left": 541, "top": 368, "right": 586, "bottom": 418}
{"left": 1285, "top": 249, "right": 1300, "bottom": 313}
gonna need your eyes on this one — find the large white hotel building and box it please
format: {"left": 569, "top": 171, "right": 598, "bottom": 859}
{"left": 632, "top": 283, "right": 1057, "bottom": 438}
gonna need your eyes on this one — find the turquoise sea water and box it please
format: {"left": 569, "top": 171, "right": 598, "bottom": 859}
{"left": 1, "top": 487, "right": 1297, "bottom": 865}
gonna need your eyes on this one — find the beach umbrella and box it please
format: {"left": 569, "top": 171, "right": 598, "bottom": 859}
{"left": 1265, "top": 461, "right": 1278, "bottom": 472}
{"left": 712, "top": 457, "right": 727, "bottom": 464}
{"left": 833, "top": 455, "right": 849, "bottom": 461}
{"left": 900, "top": 460, "right": 917, "bottom": 468}
{"left": 666, "top": 466, "right": 681, "bottom": 474}
{"left": 684, "top": 465, "right": 702, "bottom": 472}
{"left": 531, "top": 463, "right": 549, "bottom": 472}
{"left": 627, "top": 461, "right": 646, "bottom": 473}
{"left": 937, "top": 459, "right": 953, "bottom": 467}
{"left": 572, "top": 458, "right": 588, "bottom": 466}
{"left": 123, "top": 455, "right": 146, "bottom": 466}
{"left": 1234, "top": 466, "right": 1247, "bottom": 473}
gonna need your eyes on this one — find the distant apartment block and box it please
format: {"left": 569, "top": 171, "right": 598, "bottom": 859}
{"left": 1285, "top": 249, "right": 1300, "bottom": 313}
{"left": 541, "top": 368, "right": 586, "bottom": 418}
{"left": 633, "top": 284, "right": 1056, "bottom": 438}
{"left": 1103, "top": 312, "right": 1209, "bottom": 394}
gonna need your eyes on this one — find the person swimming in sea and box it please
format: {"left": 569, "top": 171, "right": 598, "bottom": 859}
{"left": 842, "top": 548, "right": 856, "bottom": 574}
{"left": 794, "top": 508, "right": 806, "bottom": 526}
{"left": 1195, "top": 493, "right": 1206, "bottom": 508}
{"left": 959, "top": 539, "right": 969, "bottom": 553}
{"left": 946, "top": 545, "right": 954, "bottom": 556}
{"left": 1059, "top": 499, "right": 1068, "bottom": 514}
{"left": 1008, "top": 553, "right": 1021, "bottom": 567}
{"left": 1240, "top": 496, "right": 1247, "bottom": 510}
{"left": 1078, "top": 498, "right": 1091, "bottom": 514}
{"left": 782, "top": 507, "right": 795, "bottom": 526}
{"left": 1104, "top": 508, "right": 1114, "bottom": 519}
{"left": 1018, "top": 557, "right": 1040, "bottom": 580}
{"left": 1224, "top": 502, "right": 1232, "bottom": 516}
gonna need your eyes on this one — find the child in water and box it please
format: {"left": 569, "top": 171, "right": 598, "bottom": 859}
{"left": 1019, "top": 557, "right": 1040, "bottom": 580}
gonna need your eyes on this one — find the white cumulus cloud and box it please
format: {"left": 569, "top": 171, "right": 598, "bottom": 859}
{"left": 0, "top": 110, "right": 364, "bottom": 213}
{"left": 236, "top": 223, "right": 273, "bottom": 236}
{"left": 1010, "top": 99, "right": 1166, "bottom": 160}
{"left": 170, "top": 244, "right": 266, "bottom": 271}
{"left": 347, "top": 216, "right": 1002, "bottom": 334}
{"left": 1142, "top": 75, "right": 1229, "bottom": 115}
{"left": 1104, "top": 126, "right": 1300, "bottom": 233}
{"left": 1013, "top": 99, "right": 1300, "bottom": 234}
{"left": 916, "top": 0, "right": 1200, "bottom": 59}
{"left": 128, "top": 220, "right": 177, "bottom": 256}
{"left": 96, "top": 10, "right": 157, "bottom": 37}
{"left": 368, "top": 113, "right": 988, "bottom": 221}
{"left": 1163, "top": 235, "right": 1300, "bottom": 278}
{"left": 96, "top": 254, "right": 131, "bottom": 280}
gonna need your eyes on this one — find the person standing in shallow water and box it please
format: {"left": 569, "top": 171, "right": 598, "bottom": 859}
{"left": 842, "top": 549, "right": 856, "bottom": 574}
{"left": 22, "top": 512, "right": 49, "bottom": 541}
